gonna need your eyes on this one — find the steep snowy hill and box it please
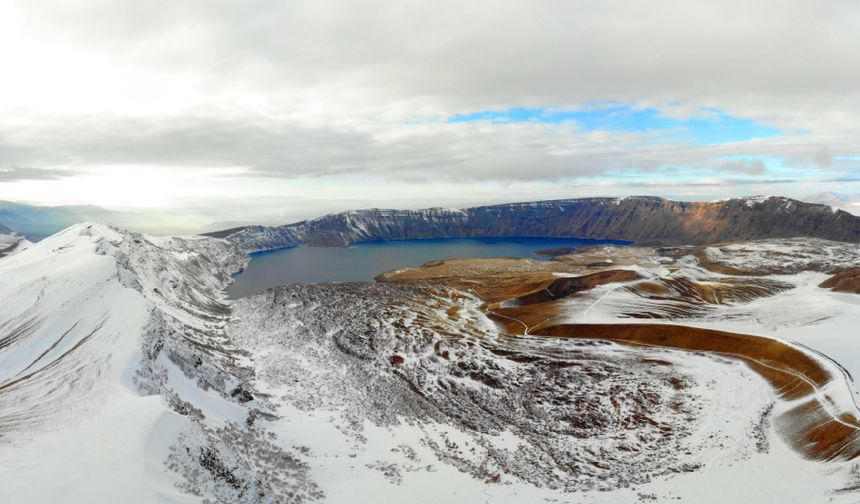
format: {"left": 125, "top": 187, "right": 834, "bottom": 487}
{"left": 0, "top": 223, "right": 320, "bottom": 503}
{"left": 0, "top": 222, "right": 30, "bottom": 258}
{"left": 211, "top": 196, "right": 860, "bottom": 252}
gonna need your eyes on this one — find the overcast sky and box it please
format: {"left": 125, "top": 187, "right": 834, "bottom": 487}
{"left": 1, "top": 0, "right": 859, "bottom": 232}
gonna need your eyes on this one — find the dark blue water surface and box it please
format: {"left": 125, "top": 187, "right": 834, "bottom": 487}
{"left": 226, "top": 237, "right": 627, "bottom": 298}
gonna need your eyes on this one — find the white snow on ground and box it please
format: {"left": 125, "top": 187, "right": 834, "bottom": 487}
{"left": 254, "top": 346, "right": 811, "bottom": 504}
{"left": 229, "top": 278, "right": 860, "bottom": 503}
{"left": 701, "top": 238, "right": 860, "bottom": 274}
{"left": 534, "top": 242, "right": 860, "bottom": 501}
{"left": 0, "top": 224, "right": 170, "bottom": 502}
{"left": 1, "top": 227, "right": 859, "bottom": 503}
{"left": 568, "top": 248, "right": 860, "bottom": 388}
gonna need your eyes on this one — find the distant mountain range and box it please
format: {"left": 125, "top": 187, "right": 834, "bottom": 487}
{"left": 0, "top": 201, "right": 123, "bottom": 240}
{"left": 208, "top": 195, "right": 860, "bottom": 252}
{"left": 0, "top": 201, "right": 172, "bottom": 240}
{"left": 802, "top": 192, "right": 860, "bottom": 215}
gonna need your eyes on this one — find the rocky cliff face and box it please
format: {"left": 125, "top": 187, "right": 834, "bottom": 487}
{"left": 216, "top": 196, "right": 860, "bottom": 252}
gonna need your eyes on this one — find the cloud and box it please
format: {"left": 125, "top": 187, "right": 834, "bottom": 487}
{"left": 814, "top": 147, "right": 834, "bottom": 167}
{"left": 0, "top": 0, "right": 859, "bottom": 221}
{"left": 721, "top": 159, "right": 768, "bottom": 175}
{"left": 11, "top": 0, "right": 859, "bottom": 117}
{"left": 0, "top": 167, "right": 75, "bottom": 181}
{"left": 0, "top": 110, "right": 853, "bottom": 186}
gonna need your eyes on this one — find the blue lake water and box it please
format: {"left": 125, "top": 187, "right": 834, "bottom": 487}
{"left": 226, "top": 236, "right": 628, "bottom": 298}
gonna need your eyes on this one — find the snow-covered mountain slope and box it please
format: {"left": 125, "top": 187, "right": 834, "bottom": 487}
{"left": 0, "top": 223, "right": 321, "bottom": 503}
{"left": 0, "top": 222, "right": 30, "bottom": 258}
{"left": 211, "top": 196, "right": 860, "bottom": 252}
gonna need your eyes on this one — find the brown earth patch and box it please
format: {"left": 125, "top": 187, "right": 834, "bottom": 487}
{"left": 820, "top": 268, "right": 860, "bottom": 294}
{"left": 377, "top": 257, "right": 564, "bottom": 303}
{"left": 512, "top": 270, "right": 642, "bottom": 306}
{"left": 377, "top": 247, "right": 658, "bottom": 304}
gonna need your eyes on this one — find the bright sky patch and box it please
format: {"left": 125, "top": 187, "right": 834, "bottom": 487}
{"left": 448, "top": 106, "right": 782, "bottom": 145}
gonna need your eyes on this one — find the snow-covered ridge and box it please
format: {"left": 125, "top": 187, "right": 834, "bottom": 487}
{"left": 0, "top": 223, "right": 320, "bottom": 503}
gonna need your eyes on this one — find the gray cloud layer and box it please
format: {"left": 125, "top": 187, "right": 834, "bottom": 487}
{"left": 0, "top": 167, "right": 75, "bottom": 182}
{"left": 2, "top": 0, "right": 859, "bottom": 190}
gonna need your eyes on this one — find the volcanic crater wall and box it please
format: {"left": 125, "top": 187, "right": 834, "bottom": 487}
{"left": 216, "top": 196, "right": 860, "bottom": 252}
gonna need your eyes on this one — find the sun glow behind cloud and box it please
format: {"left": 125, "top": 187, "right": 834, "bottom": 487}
{"left": 8, "top": 166, "right": 253, "bottom": 209}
